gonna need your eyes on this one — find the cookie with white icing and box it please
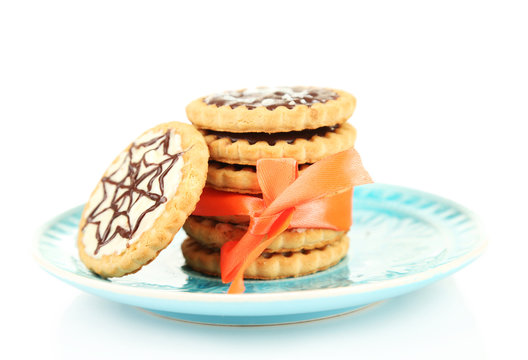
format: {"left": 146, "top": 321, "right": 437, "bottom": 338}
{"left": 183, "top": 216, "right": 345, "bottom": 253}
{"left": 181, "top": 235, "right": 349, "bottom": 280}
{"left": 186, "top": 86, "right": 356, "bottom": 133}
{"left": 77, "top": 122, "right": 209, "bottom": 278}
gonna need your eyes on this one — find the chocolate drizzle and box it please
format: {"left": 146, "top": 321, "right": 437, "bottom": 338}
{"left": 204, "top": 86, "right": 338, "bottom": 110}
{"left": 205, "top": 125, "right": 339, "bottom": 146}
{"left": 83, "top": 130, "right": 184, "bottom": 255}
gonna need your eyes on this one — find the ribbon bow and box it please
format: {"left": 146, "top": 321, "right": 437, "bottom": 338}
{"left": 193, "top": 148, "right": 372, "bottom": 293}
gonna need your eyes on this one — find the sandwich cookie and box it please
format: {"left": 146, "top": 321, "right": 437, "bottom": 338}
{"left": 186, "top": 86, "right": 356, "bottom": 133}
{"left": 181, "top": 235, "right": 350, "bottom": 280}
{"left": 201, "top": 122, "right": 356, "bottom": 165}
{"left": 183, "top": 216, "right": 346, "bottom": 252}
{"left": 206, "top": 161, "right": 311, "bottom": 194}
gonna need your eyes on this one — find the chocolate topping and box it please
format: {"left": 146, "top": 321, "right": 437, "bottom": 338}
{"left": 205, "top": 125, "right": 339, "bottom": 146}
{"left": 204, "top": 86, "right": 338, "bottom": 110}
{"left": 83, "top": 130, "right": 183, "bottom": 255}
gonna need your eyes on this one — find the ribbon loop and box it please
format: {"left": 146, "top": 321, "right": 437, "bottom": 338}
{"left": 257, "top": 158, "right": 298, "bottom": 206}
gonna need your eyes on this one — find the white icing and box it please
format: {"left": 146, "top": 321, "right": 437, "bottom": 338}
{"left": 81, "top": 130, "right": 184, "bottom": 259}
{"left": 261, "top": 98, "right": 276, "bottom": 106}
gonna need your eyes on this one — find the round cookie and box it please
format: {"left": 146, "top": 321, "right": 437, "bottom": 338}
{"left": 206, "top": 161, "right": 311, "bottom": 194}
{"left": 186, "top": 86, "right": 356, "bottom": 133}
{"left": 183, "top": 216, "right": 345, "bottom": 252}
{"left": 77, "top": 122, "right": 209, "bottom": 278}
{"left": 181, "top": 235, "right": 349, "bottom": 280}
{"left": 202, "top": 123, "right": 357, "bottom": 165}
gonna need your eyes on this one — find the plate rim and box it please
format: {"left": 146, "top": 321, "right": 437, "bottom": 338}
{"left": 33, "top": 183, "right": 488, "bottom": 303}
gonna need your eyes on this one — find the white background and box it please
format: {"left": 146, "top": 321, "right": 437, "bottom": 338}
{"left": 1, "top": 1, "right": 527, "bottom": 359}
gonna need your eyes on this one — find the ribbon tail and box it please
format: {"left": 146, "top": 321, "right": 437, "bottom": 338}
{"left": 221, "top": 212, "right": 284, "bottom": 283}
{"left": 220, "top": 232, "right": 263, "bottom": 283}
{"left": 226, "top": 208, "right": 294, "bottom": 294}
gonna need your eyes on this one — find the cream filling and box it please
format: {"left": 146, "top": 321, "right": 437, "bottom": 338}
{"left": 81, "top": 130, "right": 184, "bottom": 259}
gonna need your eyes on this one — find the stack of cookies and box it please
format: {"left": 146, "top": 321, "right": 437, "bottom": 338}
{"left": 182, "top": 86, "right": 358, "bottom": 280}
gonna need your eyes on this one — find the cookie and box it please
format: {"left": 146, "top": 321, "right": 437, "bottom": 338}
{"left": 186, "top": 86, "right": 356, "bottom": 133}
{"left": 181, "top": 235, "right": 349, "bottom": 279}
{"left": 183, "top": 216, "right": 345, "bottom": 252}
{"left": 206, "top": 161, "right": 311, "bottom": 194}
{"left": 77, "top": 122, "right": 209, "bottom": 278}
{"left": 202, "top": 122, "right": 356, "bottom": 165}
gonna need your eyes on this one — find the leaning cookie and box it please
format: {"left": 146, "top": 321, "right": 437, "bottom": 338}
{"left": 183, "top": 216, "right": 345, "bottom": 252}
{"left": 186, "top": 86, "right": 356, "bottom": 133}
{"left": 203, "top": 123, "right": 357, "bottom": 165}
{"left": 77, "top": 122, "right": 209, "bottom": 278}
{"left": 181, "top": 236, "right": 349, "bottom": 279}
{"left": 207, "top": 161, "right": 311, "bottom": 194}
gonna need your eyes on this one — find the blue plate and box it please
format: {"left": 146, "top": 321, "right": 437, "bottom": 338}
{"left": 33, "top": 184, "right": 486, "bottom": 325}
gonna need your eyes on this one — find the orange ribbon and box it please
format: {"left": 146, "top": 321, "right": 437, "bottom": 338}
{"left": 192, "top": 148, "right": 372, "bottom": 293}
